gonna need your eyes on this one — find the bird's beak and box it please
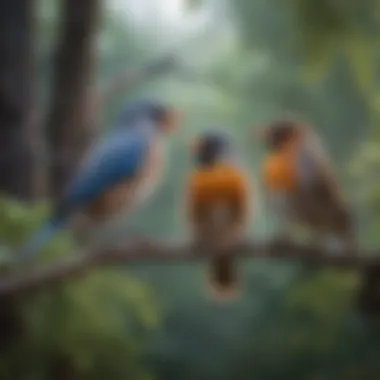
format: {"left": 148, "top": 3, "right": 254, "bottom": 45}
{"left": 161, "top": 108, "right": 182, "bottom": 134}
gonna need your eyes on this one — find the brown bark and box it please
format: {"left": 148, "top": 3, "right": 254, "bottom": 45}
{"left": 46, "top": 0, "right": 101, "bottom": 199}
{"left": 0, "top": 0, "right": 36, "bottom": 199}
{"left": 0, "top": 295, "right": 24, "bottom": 352}
{"left": 0, "top": 238, "right": 374, "bottom": 298}
{"left": 47, "top": 353, "right": 79, "bottom": 380}
{"left": 357, "top": 264, "right": 380, "bottom": 315}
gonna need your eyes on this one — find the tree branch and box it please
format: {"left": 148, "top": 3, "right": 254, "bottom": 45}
{"left": 0, "top": 239, "right": 378, "bottom": 297}
{"left": 97, "top": 54, "right": 177, "bottom": 107}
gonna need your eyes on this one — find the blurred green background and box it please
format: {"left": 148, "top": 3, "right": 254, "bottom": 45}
{"left": 1, "top": 0, "right": 380, "bottom": 379}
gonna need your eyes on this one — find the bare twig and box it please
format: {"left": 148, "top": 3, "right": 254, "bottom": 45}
{"left": 97, "top": 55, "right": 177, "bottom": 106}
{"left": 0, "top": 238, "right": 377, "bottom": 297}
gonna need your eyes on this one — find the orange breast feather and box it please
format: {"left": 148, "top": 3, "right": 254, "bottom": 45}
{"left": 188, "top": 164, "right": 248, "bottom": 209}
{"left": 264, "top": 152, "right": 298, "bottom": 191}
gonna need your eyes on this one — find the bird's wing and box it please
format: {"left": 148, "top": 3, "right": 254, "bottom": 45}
{"left": 294, "top": 137, "right": 345, "bottom": 206}
{"left": 295, "top": 136, "right": 335, "bottom": 185}
{"left": 61, "top": 131, "right": 150, "bottom": 212}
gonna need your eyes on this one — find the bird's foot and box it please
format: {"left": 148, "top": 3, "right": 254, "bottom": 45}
{"left": 272, "top": 234, "right": 292, "bottom": 247}
{"left": 124, "top": 228, "right": 148, "bottom": 243}
{"left": 100, "top": 222, "right": 147, "bottom": 246}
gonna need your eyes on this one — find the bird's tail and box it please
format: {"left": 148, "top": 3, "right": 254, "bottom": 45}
{"left": 17, "top": 217, "right": 66, "bottom": 262}
{"left": 206, "top": 254, "right": 240, "bottom": 301}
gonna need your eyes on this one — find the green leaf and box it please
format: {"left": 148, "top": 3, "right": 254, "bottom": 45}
{"left": 345, "top": 33, "right": 376, "bottom": 96}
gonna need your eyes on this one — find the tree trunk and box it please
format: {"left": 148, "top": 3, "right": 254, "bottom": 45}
{"left": 48, "top": 353, "right": 79, "bottom": 380}
{"left": 46, "top": 0, "right": 101, "bottom": 199}
{"left": 0, "top": 0, "right": 36, "bottom": 199}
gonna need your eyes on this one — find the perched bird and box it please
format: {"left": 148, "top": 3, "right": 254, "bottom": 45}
{"left": 185, "top": 130, "right": 251, "bottom": 300}
{"left": 259, "top": 117, "right": 356, "bottom": 254}
{"left": 19, "top": 99, "right": 180, "bottom": 261}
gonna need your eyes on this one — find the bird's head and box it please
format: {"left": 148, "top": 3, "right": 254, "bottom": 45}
{"left": 190, "top": 130, "right": 232, "bottom": 167}
{"left": 254, "top": 118, "right": 307, "bottom": 152}
{"left": 116, "top": 99, "right": 181, "bottom": 135}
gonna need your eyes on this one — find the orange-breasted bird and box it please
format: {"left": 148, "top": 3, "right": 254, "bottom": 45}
{"left": 185, "top": 130, "right": 251, "bottom": 300}
{"left": 259, "top": 118, "right": 356, "bottom": 254}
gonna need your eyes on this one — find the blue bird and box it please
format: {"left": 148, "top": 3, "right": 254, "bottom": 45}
{"left": 19, "top": 99, "right": 180, "bottom": 261}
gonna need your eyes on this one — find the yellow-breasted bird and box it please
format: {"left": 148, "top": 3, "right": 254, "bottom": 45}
{"left": 259, "top": 118, "right": 356, "bottom": 255}
{"left": 185, "top": 130, "right": 251, "bottom": 300}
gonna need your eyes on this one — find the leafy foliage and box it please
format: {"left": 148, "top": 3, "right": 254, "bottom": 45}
{"left": 0, "top": 198, "right": 160, "bottom": 379}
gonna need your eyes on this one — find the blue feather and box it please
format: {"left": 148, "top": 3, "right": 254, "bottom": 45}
{"left": 64, "top": 129, "right": 150, "bottom": 208}
{"left": 18, "top": 121, "right": 154, "bottom": 262}
{"left": 18, "top": 217, "right": 67, "bottom": 262}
